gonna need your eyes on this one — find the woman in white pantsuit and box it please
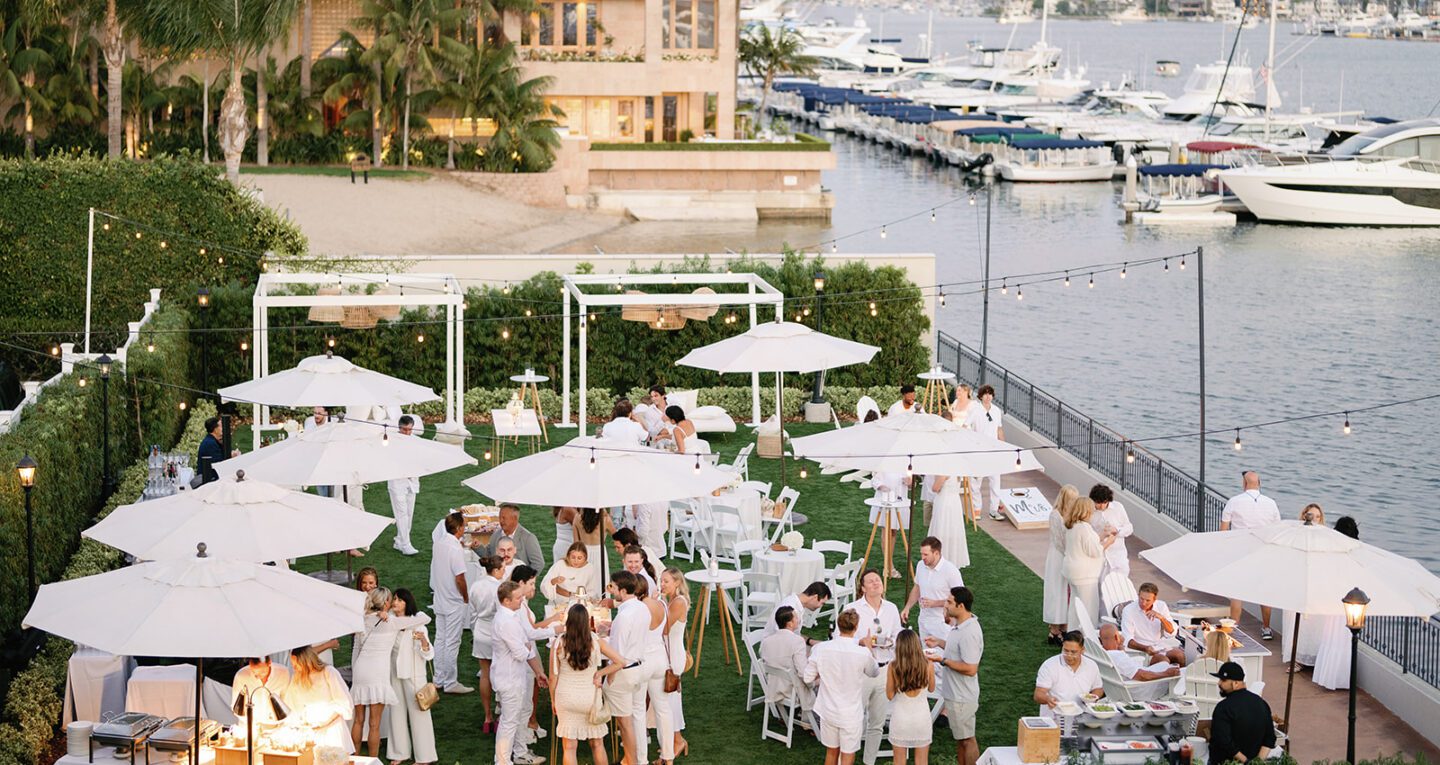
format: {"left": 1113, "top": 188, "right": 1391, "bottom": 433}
{"left": 1043, "top": 485, "right": 1080, "bottom": 643}
{"left": 1063, "top": 498, "right": 1114, "bottom": 632}
{"left": 387, "top": 589, "right": 437, "bottom": 765}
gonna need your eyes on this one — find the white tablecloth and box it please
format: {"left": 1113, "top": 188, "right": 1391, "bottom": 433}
{"left": 978, "top": 747, "right": 1028, "bottom": 765}
{"left": 125, "top": 665, "right": 237, "bottom": 725}
{"left": 64, "top": 645, "right": 135, "bottom": 725}
{"left": 753, "top": 548, "right": 826, "bottom": 596}
{"left": 866, "top": 498, "right": 910, "bottom": 529}
{"left": 709, "top": 489, "right": 764, "bottom": 541}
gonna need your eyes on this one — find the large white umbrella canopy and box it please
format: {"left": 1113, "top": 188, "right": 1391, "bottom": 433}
{"left": 1139, "top": 520, "right": 1440, "bottom": 617}
{"left": 790, "top": 412, "right": 1043, "bottom": 476}
{"left": 22, "top": 548, "right": 366, "bottom": 657}
{"left": 213, "top": 420, "right": 477, "bottom": 486}
{"left": 674, "top": 321, "right": 880, "bottom": 375}
{"left": 83, "top": 474, "right": 394, "bottom": 562}
{"left": 463, "top": 436, "right": 733, "bottom": 508}
{"left": 217, "top": 353, "right": 440, "bottom": 408}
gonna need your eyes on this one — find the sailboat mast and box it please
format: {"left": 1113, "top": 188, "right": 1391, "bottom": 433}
{"left": 1040, "top": 0, "right": 1049, "bottom": 46}
{"left": 1265, "top": 0, "right": 1277, "bottom": 141}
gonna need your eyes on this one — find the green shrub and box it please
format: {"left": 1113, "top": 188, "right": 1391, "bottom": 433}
{"left": 0, "top": 302, "right": 193, "bottom": 635}
{"left": 0, "top": 401, "right": 214, "bottom": 765}
{"left": 0, "top": 154, "right": 306, "bottom": 378}
{"left": 589, "top": 140, "right": 831, "bottom": 152}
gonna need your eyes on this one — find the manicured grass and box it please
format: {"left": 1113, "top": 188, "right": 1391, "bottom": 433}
{"left": 244, "top": 422, "right": 1052, "bottom": 764}
{"left": 236, "top": 165, "right": 429, "bottom": 179}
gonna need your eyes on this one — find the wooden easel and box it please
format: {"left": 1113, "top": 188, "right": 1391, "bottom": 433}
{"left": 920, "top": 375, "right": 952, "bottom": 415}
{"left": 860, "top": 499, "right": 911, "bottom": 587}
{"left": 518, "top": 381, "right": 549, "bottom": 443}
{"left": 685, "top": 581, "right": 742, "bottom": 677}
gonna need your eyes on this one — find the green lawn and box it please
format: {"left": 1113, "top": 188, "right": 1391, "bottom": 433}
{"left": 248, "top": 422, "right": 1052, "bottom": 764}
{"left": 236, "top": 165, "right": 429, "bottom": 180}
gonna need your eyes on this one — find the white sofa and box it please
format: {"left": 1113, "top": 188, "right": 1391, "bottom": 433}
{"left": 667, "top": 389, "right": 736, "bottom": 435}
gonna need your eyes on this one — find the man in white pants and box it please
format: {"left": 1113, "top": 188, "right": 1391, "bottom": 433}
{"left": 492, "top": 580, "right": 557, "bottom": 765}
{"left": 603, "top": 571, "right": 651, "bottom": 765}
{"left": 805, "top": 608, "right": 879, "bottom": 765}
{"left": 1221, "top": 471, "right": 1282, "bottom": 640}
{"left": 429, "top": 512, "right": 471, "bottom": 694}
{"left": 965, "top": 384, "right": 1008, "bottom": 521}
{"left": 387, "top": 415, "right": 421, "bottom": 555}
{"left": 844, "top": 569, "right": 903, "bottom": 765}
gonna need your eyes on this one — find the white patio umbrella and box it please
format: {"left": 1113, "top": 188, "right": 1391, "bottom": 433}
{"left": 217, "top": 352, "right": 440, "bottom": 408}
{"left": 675, "top": 321, "right": 880, "bottom": 482}
{"left": 462, "top": 435, "right": 734, "bottom": 508}
{"left": 23, "top": 545, "right": 365, "bottom": 763}
{"left": 213, "top": 420, "right": 476, "bottom": 487}
{"left": 1140, "top": 519, "right": 1440, "bottom": 734}
{"left": 83, "top": 472, "right": 394, "bottom": 562}
{"left": 790, "top": 411, "right": 1043, "bottom": 477}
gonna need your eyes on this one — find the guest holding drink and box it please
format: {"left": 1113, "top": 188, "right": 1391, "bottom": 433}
{"left": 550, "top": 604, "right": 627, "bottom": 765}
{"left": 1043, "top": 485, "right": 1079, "bottom": 644}
{"left": 845, "top": 570, "right": 903, "bottom": 765}
{"left": 541, "top": 543, "right": 600, "bottom": 613}
{"left": 885, "top": 629, "right": 936, "bottom": 765}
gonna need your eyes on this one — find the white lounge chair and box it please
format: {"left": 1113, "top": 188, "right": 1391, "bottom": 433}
{"left": 668, "top": 389, "right": 736, "bottom": 436}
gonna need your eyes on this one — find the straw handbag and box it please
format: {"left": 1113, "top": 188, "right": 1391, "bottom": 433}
{"left": 415, "top": 660, "right": 440, "bottom": 711}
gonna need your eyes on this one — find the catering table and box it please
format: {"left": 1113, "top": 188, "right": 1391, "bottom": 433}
{"left": 684, "top": 568, "right": 744, "bottom": 678}
{"left": 65, "top": 645, "right": 136, "bottom": 725}
{"left": 752, "top": 547, "right": 825, "bottom": 596}
{"left": 977, "top": 746, "right": 1031, "bottom": 765}
{"left": 59, "top": 745, "right": 218, "bottom": 765}
{"left": 489, "top": 408, "right": 542, "bottom": 464}
{"left": 125, "top": 665, "right": 237, "bottom": 725}
{"left": 708, "top": 488, "right": 764, "bottom": 541}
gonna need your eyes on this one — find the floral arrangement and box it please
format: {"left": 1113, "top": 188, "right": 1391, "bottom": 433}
{"left": 662, "top": 52, "right": 719, "bottom": 62}
{"left": 521, "top": 48, "right": 645, "bottom": 63}
{"left": 780, "top": 530, "right": 804, "bottom": 550}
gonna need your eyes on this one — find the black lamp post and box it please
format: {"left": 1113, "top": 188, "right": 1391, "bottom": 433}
{"left": 810, "top": 272, "right": 826, "bottom": 404}
{"left": 1343, "top": 586, "right": 1370, "bottom": 765}
{"left": 98, "top": 354, "right": 113, "bottom": 494}
{"left": 197, "top": 288, "right": 211, "bottom": 397}
{"left": 17, "top": 455, "right": 37, "bottom": 603}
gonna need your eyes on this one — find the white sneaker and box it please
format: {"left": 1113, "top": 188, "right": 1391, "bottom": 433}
{"left": 443, "top": 683, "right": 474, "bottom": 695}
{"left": 529, "top": 726, "right": 547, "bottom": 739}
{"left": 513, "top": 750, "right": 545, "bottom": 764}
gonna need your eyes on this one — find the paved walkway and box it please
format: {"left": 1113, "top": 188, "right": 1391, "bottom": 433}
{"left": 991, "top": 468, "right": 1438, "bottom": 763}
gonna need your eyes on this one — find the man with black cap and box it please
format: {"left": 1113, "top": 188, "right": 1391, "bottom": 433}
{"left": 1209, "top": 661, "right": 1276, "bottom": 764}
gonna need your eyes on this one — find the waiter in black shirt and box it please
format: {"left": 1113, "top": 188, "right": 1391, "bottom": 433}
{"left": 1209, "top": 661, "right": 1277, "bottom": 764}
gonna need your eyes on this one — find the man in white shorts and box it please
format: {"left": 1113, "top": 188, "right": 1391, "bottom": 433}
{"left": 805, "top": 609, "right": 879, "bottom": 765}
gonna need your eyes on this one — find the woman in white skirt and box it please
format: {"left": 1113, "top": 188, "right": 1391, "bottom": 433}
{"left": 351, "top": 588, "right": 430, "bottom": 757}
{"left": 1063, "top": 498, "right": 1114, "bottom": 632}
{"left": 552, "top": 506, "right": 578, "bottom": 569}
{"left": 387, "top": 588, "right": 436, "bottom": 765}
{"left": 469, "top": 555, "right": 506, "bottom": 733}
{"left": 1043, "top": 485, "right": 1080, "bottom": 644}
{"left": 660, "top": 567, "right": 690, "bottom": 758}
{"left": 1312, "top": 515, "right": 1361, "bottom": 690}
{"left": 885, "top": 629, "right": 936, "bottom": 765}
{"left": 926, "top": 475, "right": 971, "bottom": 570}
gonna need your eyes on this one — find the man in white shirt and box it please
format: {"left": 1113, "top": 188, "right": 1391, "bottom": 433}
{"left": 844, "top": 569, "right": 903, "bottom": 765}
{"left": 887, "top": 384, "right": 923, "bottom": 417}
{"left": 760, "top": 606, "right": 815, "bottom": 718}
{"left": 618, "top": 543, "right": 659, "bottom": 595}
{"left": 1088, "top": 484, "right": 1132, "bottom": 580}
{"left": 1099, "top": 623, "right": 1179, "bottom": 700}
{"left": 1120, "top": 583, "right": 1186, "bottom": 666}
{"left": 303, "top": 406, "right": 333, "bottom": 497}
{"left": 601, "top": 399, "right": 647, "bottom": 443}
{"left": 492, "top": 580, "right": 558, "bottom": 765}
{"left": 1221, "top": 471, "right": 1282, "bottom": 639}
{"left": 927, "top": 586, "right": 983, "bottom": 765}
{"left": 603, "top": 571, "right": 651, "bottom": 765}
{"left": 429, "top": 512, "right": 472, "bottom": 694}
{"left": 231, "top": 657, "right": 291, "bottom": 729}
{"left": 764, "top": 582, "right": 832, "bottom": 639}
{"left": 1033, "top": 631, "right": 1104, "bottom": 719}
{"left": 804, "top": 609, "right": 879, "bottom": 765}
{"left": 901, "top": 537, "right": 966, "bottom": 644}
{"left": 386, "top": 415, "right": 421, "bottom": 556}
{"left": 965, "top": 385, "right": 1009, "bottom": 521}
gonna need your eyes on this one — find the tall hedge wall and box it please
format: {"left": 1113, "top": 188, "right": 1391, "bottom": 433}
{"left": 0, "top": 302, "right": 194, "bottom": 636}
{"left": 0, "top": 154, "right": 306, "bottom": 378}
{"left": 194, "top": 253, "right": 931, "bottom": 397}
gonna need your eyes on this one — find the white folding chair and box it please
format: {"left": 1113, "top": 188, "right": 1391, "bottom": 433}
{"left": 668, "top": 498, "right": 709, "bottom": 562}
{"left": 1101, "top": 571, "right": 1138, "bottom": 624}
{"left": 742, "top": 571, "right": 783, "bottom": 632}
{"left": 719, "top": 443, "right": 754, "bottom": 482}
{"left": 709, "top": 503, "right": 744, "bottom": 567}
{"left": 763, "top": 487, "right": 799, "bottom": 543}
{"left": 738, "top": 480, "right": 772, "bottom": 498}
{"left": 810, "top": 539, "right": 853, "bottom": 573}
{"left": 761, "top": 659, "right": 810, "bottom": 747}
{"left": 733, "top": 539, "right": 770, "bottom": 576}
{"left": 744, "top": 628, "right": 769, "bottom": 711}
{"left": 824, "top": 559, "right": 864, "bottom": 624}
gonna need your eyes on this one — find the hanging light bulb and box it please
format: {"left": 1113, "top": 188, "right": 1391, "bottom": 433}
{"left": 199, "top": 247, "right": 207, "bottom": 256}
{"left": 134, "top": 231, "right": 142, "bottom": 239}
{"left": 524, "top": 308, "right": 533, "bottom": 317}
{"left": 1000, "top": 280, "right": 1008, "bottom": 295}
{"left": 1016, "top": 287, "right": 1024, "bottom": 301}
{"left": 382, "top": 426, "right": 390, "bottom": 446}
{"left": 880, "top": 226, "right": 887, "bottom": 239}
{"left": 102, "top": 222, "right": 110, "bottom": 231}
{"left": 870, "top": 307, "right": 878, "bottom": 317}
{"left": 968, "top": 193, "right": 977, "bottom": 206}
{"left": 1180, "top": 255, "right": 1187, "bottom": 270}
{"left": 939, "top": 290, "right": 946, "bottom": 307}
{"left": 501, "top": 328, "right": 511, "bottom": 340}
{"left": 905, "top": 455, "right": 914, "bottom": 479}
{"left": 326, "top": 336, "right": 336, "bottom": 348}
{"left": 831, "top": 242, "right": 838, "bottom": 254}
{"left": 1126, "top": 442, "right": 1135, "bottom": 464}
{"left": 1343, "top": 413, "right": 1351, "bottom": 435}
{"left": 503, "top": 282, "right": 511, "bottom": 295}
{"left": 159, "top": 240, "right": 168, "bottom": 249}
{"left": 693, "top": 455, "right": 701, "bottom": 474}
{"left": 217, "top": 255, "right": 224, "bottom": 265}
{"left": 240, "top": 340, "right": 249, "bottom": 351}
{"left": 1064, "top": 271, "right": 1071, "bottom": 287}
{"left": 1120, "top": 263, "right": 1128, "bottom": 279}
{"left": 483, "top": 448, "right": 493, "bottom": 461}
{"left": 799, "top": 466, "right": 808, "bottom": 479}
{"left": 1015, "top": 450, "right": 1022, "bottom": 468}
{"left": 1233, "top": 429, "right": 1243, "bottom": 451}
{"left": 803, "top": 307, "right": 811, "bottom": 317}
{"left": 1088, "top": 273, "right": 1095, "bottom": 289}
{"left": 179, "top": 401, "right": 187, "bottom": 410}
{"left": 589, "top": 312, "right": 597, "bottom": 322}
{"left": 78, "top": 377, "right": 87, "bottom": 387}
{"left": 1163, "top": 259, "right": 1170, "bottom": 273}
{"left": 146, "top": 341, "right": 155, "bottom": 353}
{"left": 50, "top": 345, "right": 60, "bottom": 356}
{"left": 589, "top": 448, "right": 597, "bottom": 470}
{"left": 930, "top": 209, "right": 936, "bottom": 223}
{"left": 416, "top": 331, "right": 425, "bottom": 343}
{"left": 869, "top": 301, "right": 877, "bottom": 311}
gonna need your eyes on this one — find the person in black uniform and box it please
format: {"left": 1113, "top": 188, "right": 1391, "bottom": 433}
{"left": 196, "top": 417, "right": 224, "bottom": 485}
{"left": 1209, "top": 661, "right": 1277, "bottom": 764}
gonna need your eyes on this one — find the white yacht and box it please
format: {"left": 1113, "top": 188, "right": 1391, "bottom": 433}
{"left": 1160, "top": 63, "right": 1258, "bottom": 121}
{"left": 1220, "top": 119, "right": 1440, "bottom": 226}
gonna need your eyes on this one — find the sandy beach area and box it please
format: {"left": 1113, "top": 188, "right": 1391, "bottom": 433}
{"left": 247, "top": 171, "right": 626, "bottom": 256}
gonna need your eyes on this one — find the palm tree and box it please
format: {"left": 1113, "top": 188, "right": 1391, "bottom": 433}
{"left": 738, "top": 25, "right": 816, "bottom": 133}
{"left": 355, "top": 0, "right": 469, "bottom": 169}
{"left": 119, "top": 57, "right": 169, "bottom": 157}
{"left": 483, "top": 69, "right": 559, "bottom": 172}
{"left": 124, "top": 0, "right": 300, "bottom": 183}
{"left": 39, "top": 36, "right": 100, "bottom": 133}
{"left": 2, "top": 6, "right": 57, "bottom": 159}
{"left": 265, "top": 55, "right": 322, "bottom": 141}
{"left": 298, "top": 0, "right": 311, "bottom": 96}
{"left": 318, "top": 31, "right": 385, "bottom": 163}
{"left": 432, "top": 43, "right": 509, "bottom": 169}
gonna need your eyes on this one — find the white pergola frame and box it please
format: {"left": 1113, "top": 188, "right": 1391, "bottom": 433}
{"left": 561, "top": 272, "right": 785, "bottom": 434}
{"left": 250, "top": 272, "right": 465, "bottom": 449}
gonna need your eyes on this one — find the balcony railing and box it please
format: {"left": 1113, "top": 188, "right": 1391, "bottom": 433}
{"left": 937, "top": 330, "right": 1440, "bottom": 691}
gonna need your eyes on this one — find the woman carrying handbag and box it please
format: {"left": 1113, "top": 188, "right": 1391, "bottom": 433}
{"left": 550, "top": 604, "right": 627, "bottom": 765}
{"left": 387, "top": 589, "right": 438, "bottom": 765}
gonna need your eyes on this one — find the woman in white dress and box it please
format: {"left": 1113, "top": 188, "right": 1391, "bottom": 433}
{"left": 572, "top": 508, "right": 617, "bottom": 588}
{"left": 469, "top": 555, "right": 505, "bottom": 733}
{"left": 638, "top": 577, "right": 676, "bottom": 764}
{"left": 1312, "top": 515, "right": 1361, "bottom": 690}
{"left": 926, "top": 475, "right": 971, "bottom": 569}
{"left": 660, "top": 567, "right": 690, "bottom": 758}
{"left": 1044, "top": 485, "right": 1080, "bottom": 644}
{"left": 283, "top": 646, "right": 354, "bottom": 753}
{"left": 886, "top": 629, "right": 936, "bottom": 765}
{"left": 549, "top": 604, "right": 627, "bottom": 765}
{"left": 552, "top": 506, "right": 578, "bottom": 568}
{"left": 351, "top": 588, "right": 431, "bottom": 757}
{"left": 1063, "top": 498, "right": 1115, "bottom": 631}
{"left": 1282, "top": 504, "right": 1328, "bottom": 667}
{"left": 387, "top": 589, "right": 436, "bottom": 765}
{"left": 541, "top": 543, "right": 600, "bottom": 612}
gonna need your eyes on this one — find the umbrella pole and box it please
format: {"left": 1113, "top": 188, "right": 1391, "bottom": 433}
{"left": 1283, "top": 611, "right": 1301, "bottom": 747}
{"left": 906, "top": 489, "right": 918, "bottom": 591}
{"left": 777, "top": 372, "right": 786, "bottom": 486}
{"left": 194, "top": 657, "right": 203, "bottom": 765}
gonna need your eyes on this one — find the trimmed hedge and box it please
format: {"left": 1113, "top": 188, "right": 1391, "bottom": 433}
{"left": 195, "top": 252, "right": 930, "bottom": 397}
{"left": 0, "top": 302, "right": 194, "bottom": 636}
{"left": 0, "top": 153, "right": 306, "bottom": 378}
{"left": 590, "top": 137, "right": 831, "bottom": 152}
{"left": 0, "top": 400, "right": 213, "bottom": 765}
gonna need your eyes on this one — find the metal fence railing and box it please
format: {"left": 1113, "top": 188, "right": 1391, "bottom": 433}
{"left": 937, "top": 330, "right": 1440, "bottom": 691}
